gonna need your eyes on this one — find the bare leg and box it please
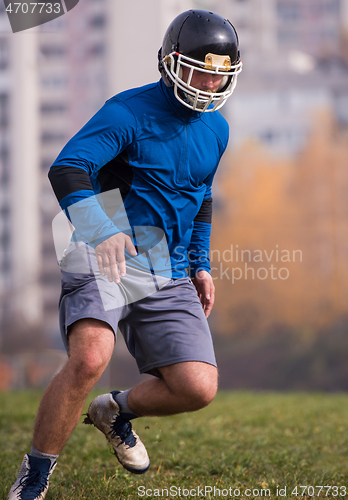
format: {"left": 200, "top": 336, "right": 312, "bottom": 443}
{"left": 32, "top": 315, "right": 217, "bottom": 455}
{"left": 32, "top": 319, "right": 115, "bottom": 455}
{"left": 128, "top": 361, "right": 218, "bottom": 417}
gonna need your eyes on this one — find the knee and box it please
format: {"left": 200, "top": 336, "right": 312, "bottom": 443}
{"left": 163, "top": 363, "right": 218, "bottom": 412}
{"left": 186, "top": 372, "right": 218, "bottom": 410}
{"left": 66, "top": 318, "right": 115, "bottom": 385}
{"left": 69, "top": 351, "right": 108, "bottom": 384}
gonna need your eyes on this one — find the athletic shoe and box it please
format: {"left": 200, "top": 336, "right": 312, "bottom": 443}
{"left": 84, "top": 393, "right": 150, "bottom": 474}
{"left": 8, "top": 454, "right": 56, "bottom": 500}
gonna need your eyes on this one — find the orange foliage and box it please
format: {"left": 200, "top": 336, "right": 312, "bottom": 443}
{"left": 212, "top": 112, "right": 348, "bottom": 336}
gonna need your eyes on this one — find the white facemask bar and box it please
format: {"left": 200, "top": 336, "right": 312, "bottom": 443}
{"left": 162, "top": 52, "right": 243, "bottom": 112}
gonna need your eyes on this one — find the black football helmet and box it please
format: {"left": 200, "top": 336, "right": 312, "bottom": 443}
{"left": 158, "top": 9, "right": 242, "bottom": 112}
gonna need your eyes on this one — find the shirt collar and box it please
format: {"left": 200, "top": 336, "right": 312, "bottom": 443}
{"left": 158, "top": 78, "right": 202, "bottom": 122}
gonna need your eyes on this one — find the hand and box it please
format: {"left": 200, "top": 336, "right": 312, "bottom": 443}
{"left": 95, "top": 232, "right": 137, "bottom": 283}
{"left": 192, "top": 270, "right": 215, "bottom": 318}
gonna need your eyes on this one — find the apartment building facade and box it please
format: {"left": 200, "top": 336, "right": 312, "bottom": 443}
{"left": 0, "top": 0, "right": 191, "bottom": 343}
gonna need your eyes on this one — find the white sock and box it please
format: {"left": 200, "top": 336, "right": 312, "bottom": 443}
{"left": 30, "top": 445, "right": 58, "bottom": 467}
{"left": 112, "top": 389, "right": 139, "bottom": 419}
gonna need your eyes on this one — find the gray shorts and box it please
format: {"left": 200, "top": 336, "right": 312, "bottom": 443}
{"left": 58, "top": 243, "right": 216, "bottom": 376}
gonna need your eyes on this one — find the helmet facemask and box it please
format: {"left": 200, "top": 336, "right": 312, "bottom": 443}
{"left": 162, "top": 51, "right": 242, "bottom": 112}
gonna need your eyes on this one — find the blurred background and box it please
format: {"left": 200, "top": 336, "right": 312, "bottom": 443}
{"left": 0, "top": 0, "right": 348, "bottom": 391}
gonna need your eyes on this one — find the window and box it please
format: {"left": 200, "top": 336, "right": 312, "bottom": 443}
{"left": 41, "top": 75, "right": 67, "bottom": 88}
{"left": 90, "top": 15, "right": 106, "bottom": 29}
{"left": 42, "top": 242, "right": 56, "bottom": 257}
{"left": 277, "top": 2, "right": 299, "bottom": 21}
{"left": 39, "top": 16, "right": 66, "bottom": 31}
{"left": 325, "top": 0, "right": 340, "bottom": 14}
{"left": 0, "top": 228, "right": 10, "bottom": 248}
{"left": 1, "top": 246, "right": 11, "bottom": 277}
{"left": 40, "top": 271, "right": 60, "bottom": 285}
{"left": 0, "top": 159, "right": 9, "bottom": 184}
{"left": 41, "top": 158, "right": 54, "bottom": 170}
{"left": 40, "top": 102, "right": 66, "bottom": 113}
{"left": 41, "top": 131, "right": 66, "bottom": 143}
{"left": 0, "top": 40, "right": 9, "bottom": 70}
{"left": 278, "top": 28, "right": 299, "bottom": 45}
{"left": 0, "top": 94, "right": 9, "bottom": 127}
{"left": 0, "top": 204, "right": 9, "bottom": 218}
{"left": 40, "top": 45, "right": 66, "bottom": 57}
{"left": 90, "top": 44, "right": 105, "bottom": 56}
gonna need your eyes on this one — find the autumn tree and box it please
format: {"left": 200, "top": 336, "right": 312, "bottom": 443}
{"left": 211, "top": 111, "right": 348, "bottom": 337}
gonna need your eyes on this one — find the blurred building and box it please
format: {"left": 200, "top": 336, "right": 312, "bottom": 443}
{"left": 1, "top": 0, "right": 348, "bottom": 348}
{"left": 0, "top": 0, "right": 191, "bottom": 345}
{"left": 0, "top": 4, "right": 42, "bottom": 334}
{"left": 212, "top": 0, "right": 348, "bottom": 155}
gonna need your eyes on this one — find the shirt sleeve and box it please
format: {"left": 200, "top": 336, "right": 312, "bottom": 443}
{"left": 187, "top": 168, "right": 216, "bottom": 276}
{"left": 48, "top": 98, "right": 137, "bottom": 247}
{"left": 187, "top": 117, "right": 228, "bottom": 276}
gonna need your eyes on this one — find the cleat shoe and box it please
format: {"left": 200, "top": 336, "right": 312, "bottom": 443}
{"left": 84, "top": 393, "right": 150, "bottom": 474}
{"left": 8, "top": 454, "right": 56, "bottom": 500}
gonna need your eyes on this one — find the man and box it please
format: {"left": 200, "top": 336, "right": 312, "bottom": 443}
{"left": 8, "top": 9, "right": 242, "bottom": 499}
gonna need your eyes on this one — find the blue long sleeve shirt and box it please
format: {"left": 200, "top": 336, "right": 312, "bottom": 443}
{"left": 49, "top": 79, "right": 229, "bottom": 278}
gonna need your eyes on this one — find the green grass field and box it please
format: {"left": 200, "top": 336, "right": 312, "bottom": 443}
{"left": 1, "top": 390, "right": 348, "bottom": 499}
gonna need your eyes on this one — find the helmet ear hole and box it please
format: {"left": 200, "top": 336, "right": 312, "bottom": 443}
{"left": 218, "top": 75, "right": 230, "bottom": 92}
{"left": 157, "top": 47, "right": 163, "bottom": 72}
